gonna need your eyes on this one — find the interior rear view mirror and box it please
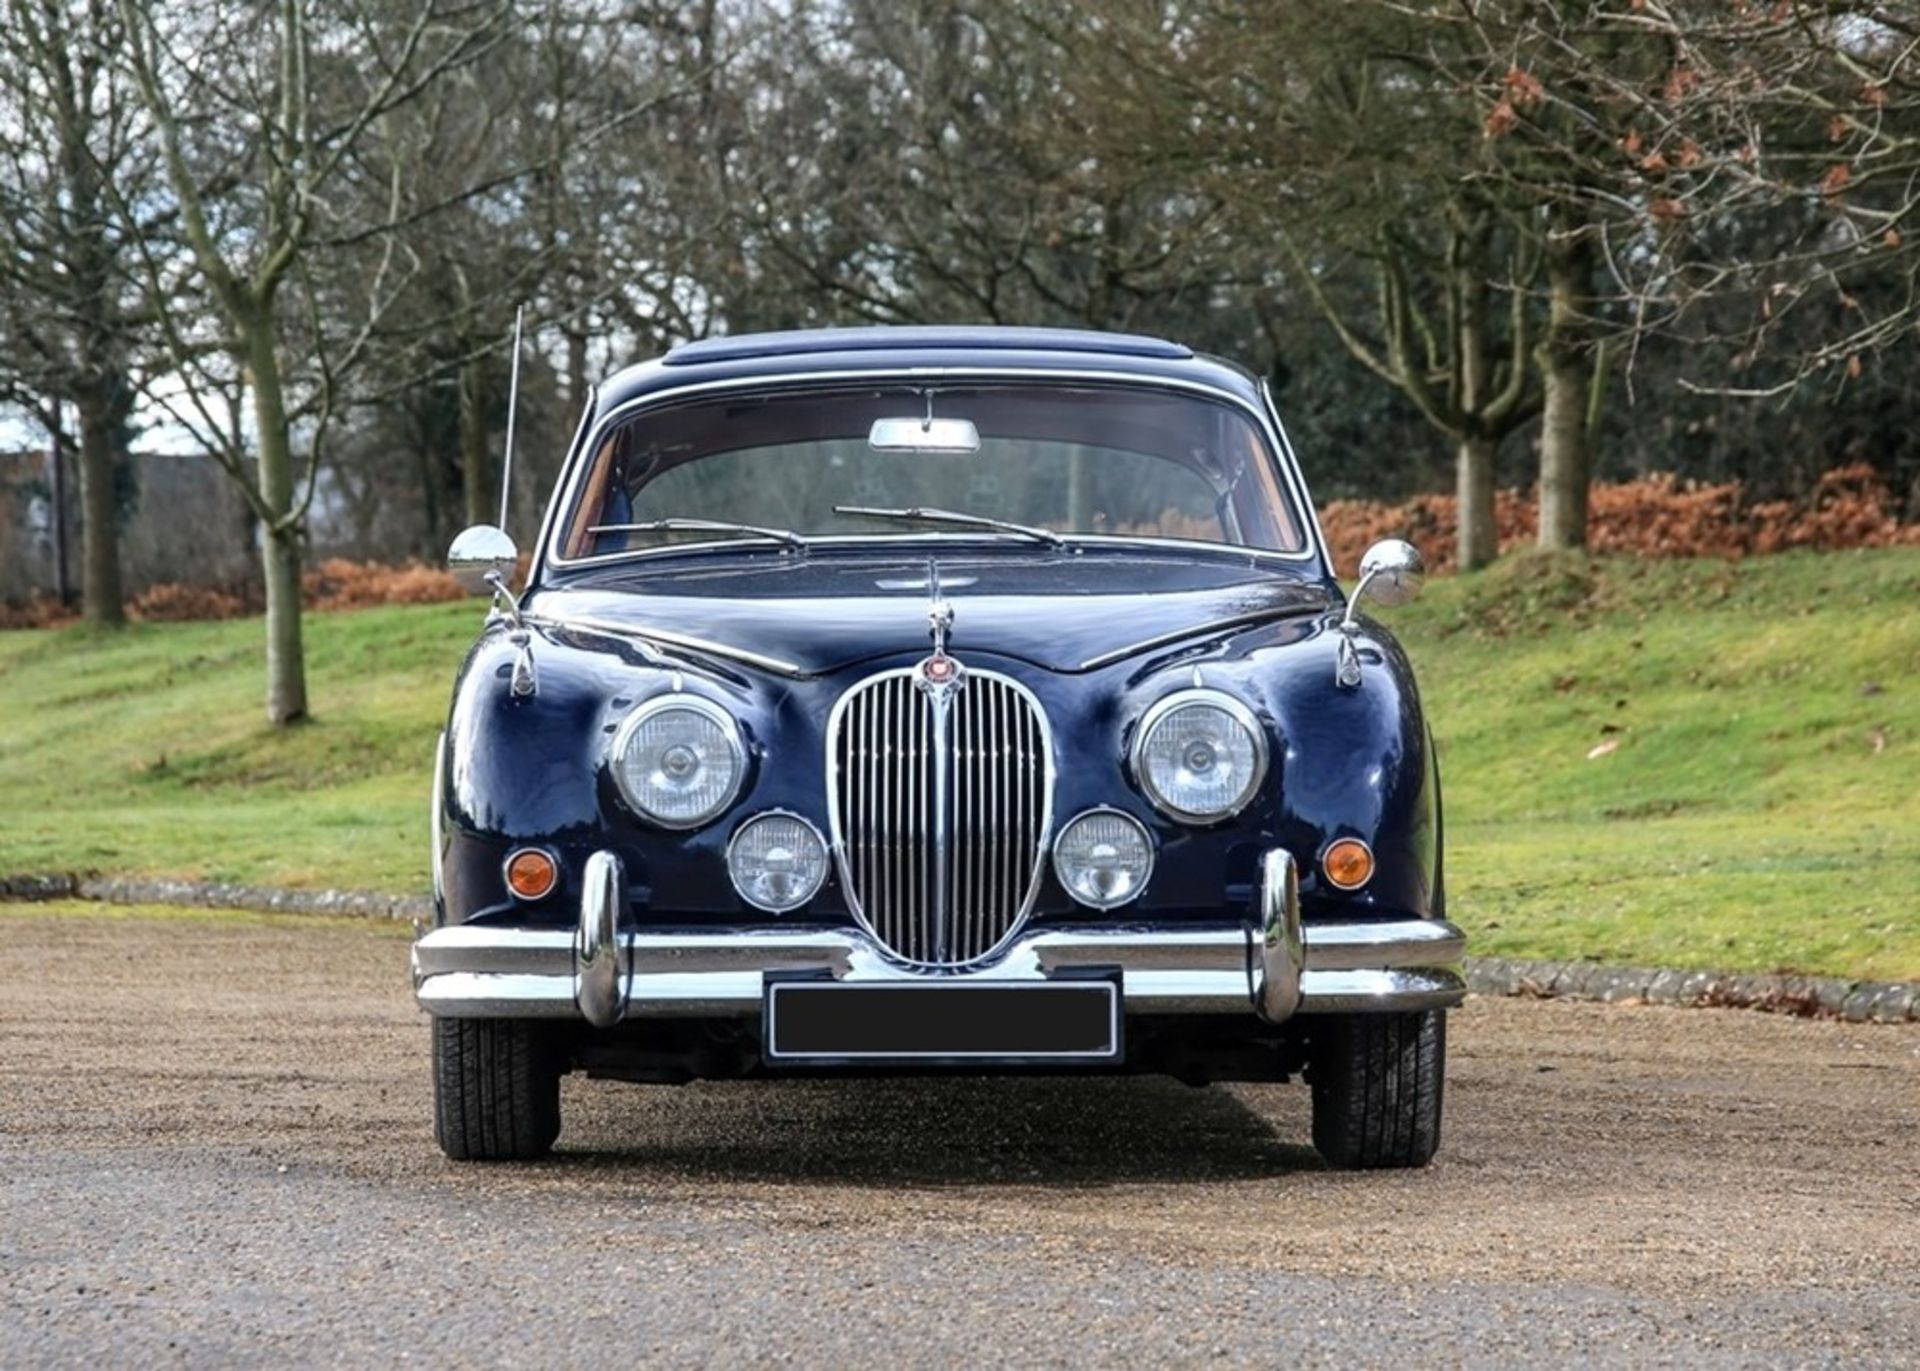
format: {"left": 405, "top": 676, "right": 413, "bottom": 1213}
{"left": 868, "top": 416, "right": 980, "bottom": 454}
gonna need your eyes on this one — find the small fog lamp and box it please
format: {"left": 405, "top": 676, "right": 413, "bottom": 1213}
{"left": 1053, "top": 808, "right": 1155, "bottom": 910}
{"left": 727, "top": 812, "right": 829, "bottom": 913}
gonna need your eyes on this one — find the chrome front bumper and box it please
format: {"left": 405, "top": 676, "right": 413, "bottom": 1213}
{"left": 411, "top": 849, "right": 1467, "bottom": 1026}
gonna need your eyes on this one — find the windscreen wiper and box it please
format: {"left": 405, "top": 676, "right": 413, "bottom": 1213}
{"left": 588, "top": 517, "right": 810, "bottom": 552}
{"left": 834, "top": 504, "right": 1070, "bottom": 550}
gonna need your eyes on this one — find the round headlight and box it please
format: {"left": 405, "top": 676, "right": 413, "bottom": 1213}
{"left": 727, "top": 811, "right": 828, "bottom": 912}
{"left": 1130, "top": 689, "right": 1268, "bottom": 822}
{"left": 1053, "top": 808, "right": 1154, "bottom": 910}
{"left": 609, "top": 695, "right": 746, "bottom": 829}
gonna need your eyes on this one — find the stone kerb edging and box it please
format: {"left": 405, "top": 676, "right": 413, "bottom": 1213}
{"left": 1464, "top": 956, "right": 1918, "bottom": 1025}
{"left": 0, "top": 872, "right": 433, "bottom": 922}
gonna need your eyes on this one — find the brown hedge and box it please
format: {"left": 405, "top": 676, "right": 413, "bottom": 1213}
{"left": 0, "top": 557, "right": 465, "bottom": 629}
{"left": 1318, "top": 463, "right": 1920, "bottom": 575}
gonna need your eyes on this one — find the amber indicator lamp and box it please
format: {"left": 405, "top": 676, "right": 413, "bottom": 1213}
{"left": 505, "top": 848, "right": 559, "bottom": 900}
{"left": 1321, "top": 838, "right": 1375, "bottom": 891}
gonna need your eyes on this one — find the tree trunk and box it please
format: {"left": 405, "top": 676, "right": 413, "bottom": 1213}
{"left": 246, "top": 321, "right": 309, "bottom": 725}
{"left": 1456, "top": 434, "right": 1499, "bottom": 571}
{"left": 261, "top": 524, "right": 307, "bottom": 724}
{"left": 566, "top": 326, "right": 588, "bottom": 414}
{"left": 1537, "top": 231, "right": 1594, "bottom": 551}
{"left": 75, "top": 384, "right": 126, "bottom": 626}
{"left": 1450, "top": 223, "right": 1502, "bottom": 573}
{"left": 415, "top": 432, "right": 442, "bottom": 560}
{"left": 459, "top": 353, "right": 492, "bottom": 527}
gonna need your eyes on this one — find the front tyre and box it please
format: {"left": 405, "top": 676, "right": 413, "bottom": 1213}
{"left": 1308, "top": 1010, "right": 1445, "bottom": 1170}
{"left": 432, "top": 1018, "right": 562, "bottom": 1161}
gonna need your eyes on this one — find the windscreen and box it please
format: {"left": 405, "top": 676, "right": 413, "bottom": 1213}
{"left": 560, "top": 381, "right": 1306, "bottom": 559}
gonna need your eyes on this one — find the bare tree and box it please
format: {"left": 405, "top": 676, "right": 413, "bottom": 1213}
{"left": 1048, "top": 1, "right": 1543, "bottom": 568}
{"left": 0, "top": 0, "right": 158, "bottom": 624}
{"left": 330, "top": 3, "right": 747, "bottom": 547}
{"left": 115, "top": 0, "right": 507, "bottom": 722}
{"left": 1418, "top": 0, "right": 1919, "bottom": 488}
{"left": 1285, "top": 207, "right": 1541, "bottom": 570}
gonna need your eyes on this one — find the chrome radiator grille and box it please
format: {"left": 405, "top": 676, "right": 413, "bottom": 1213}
{"left": 828, "top": 667, "right": 1052, "bottom": 966}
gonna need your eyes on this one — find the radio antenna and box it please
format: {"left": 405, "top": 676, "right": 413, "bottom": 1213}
{"left": 498, "top": 304, "right": 525, "bottom": 531}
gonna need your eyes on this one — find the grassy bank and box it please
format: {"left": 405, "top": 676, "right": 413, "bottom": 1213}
{"left": 1410, "top": 550, "right": 1918, "bottom": 980}
{"left": 2, "top": 548, "right": 1915, "bottom": 979}
{"left": 0, "top": 601, "right": 472, "bottom": 891}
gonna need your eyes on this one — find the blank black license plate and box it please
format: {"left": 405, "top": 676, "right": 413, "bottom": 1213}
{"left": 764, "top": 980, "right": 1121, "bottom": 1064}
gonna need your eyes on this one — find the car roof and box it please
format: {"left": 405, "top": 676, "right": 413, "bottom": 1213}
{"left": 593, "top": 325, "right": 1263, "bottom": 419}
{"left": 663, "top": 325, "right": 1193, "bottom": 365}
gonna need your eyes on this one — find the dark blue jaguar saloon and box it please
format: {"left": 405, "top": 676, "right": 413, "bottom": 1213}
{"left": 412, "top": 326, "right": 1464, "bottom": 1168}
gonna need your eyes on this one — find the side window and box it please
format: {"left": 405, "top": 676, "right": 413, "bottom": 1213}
{"left": 562, "top": 428, "right": 626, "bottom": 558}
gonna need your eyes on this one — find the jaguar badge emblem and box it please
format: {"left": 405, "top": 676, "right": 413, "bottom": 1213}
{"left": 918, "top": 565, "right": 962, "bottom": 695}
{"left": 920, "top": 599, "right": 961, "bottom": 693}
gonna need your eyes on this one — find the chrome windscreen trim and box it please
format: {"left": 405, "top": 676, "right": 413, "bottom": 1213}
{"left": 524, "top": 388, "right": 598, "bottom": 587}
{"left": 1261, "top": 376, "right": 1338, "bottom": 573}
{"left": 541, "top": 366, "right": 1329, "bottom": 574}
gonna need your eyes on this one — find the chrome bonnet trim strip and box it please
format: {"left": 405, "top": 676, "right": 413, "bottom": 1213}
{"left": 1076, "top": 603, "right": 1324, "bottom": 673}
{"left": 525, "top": 609, "right": 813, "bottom": 680}
{"left": 536, "top": 601, "right": 1327, "bottom": 682}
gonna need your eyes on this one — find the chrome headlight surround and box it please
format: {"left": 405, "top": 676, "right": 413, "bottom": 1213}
{"left": 1129, "top": 688, "right": 1270, "bottom": 823}
{"left": 608, "top": 693, "right": 748, "bottom": 830}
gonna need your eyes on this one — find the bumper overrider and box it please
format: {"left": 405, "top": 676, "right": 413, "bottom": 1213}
{"left": 412, "top": 849, "right": 1467, "bottom": 1027}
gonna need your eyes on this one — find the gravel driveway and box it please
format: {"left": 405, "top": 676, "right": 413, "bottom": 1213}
{"left": 1, "top": 908, "right": 1915, "bottom": 1367}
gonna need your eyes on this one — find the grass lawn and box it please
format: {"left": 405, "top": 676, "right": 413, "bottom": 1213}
{"left": 1, "top": 547, "right": 1915, "bottom": 980}
{"left": 0, "top": 601, "right": 474, "bottom": 892}
{"left": 1412, "top": 550, "right": 1919, "bottom": 981}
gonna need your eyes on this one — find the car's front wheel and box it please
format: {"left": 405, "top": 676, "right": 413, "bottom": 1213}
{"left": 1307, "top": 1010, "right": 1445, "bottom": 1170}
{"left": 432, "top": 1018, "right": 562, "bottom": 1161}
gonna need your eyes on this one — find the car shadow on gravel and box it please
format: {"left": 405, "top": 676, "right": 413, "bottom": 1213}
{"left": 548, "top": 1074, "right": 1323, "bottom": 1185}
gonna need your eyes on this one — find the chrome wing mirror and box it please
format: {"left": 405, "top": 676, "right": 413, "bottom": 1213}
{"left": 447, "top": 524, "right": 519, "bottom": 596}
{"left": 448, "top": 524, "right": 535, "bottom": 697}
{"left": 1355, "top": 538, "right": 1424, "bottom": 609}
{"left": 1336, "top": 539, "right": 1424, "bottom": 688}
